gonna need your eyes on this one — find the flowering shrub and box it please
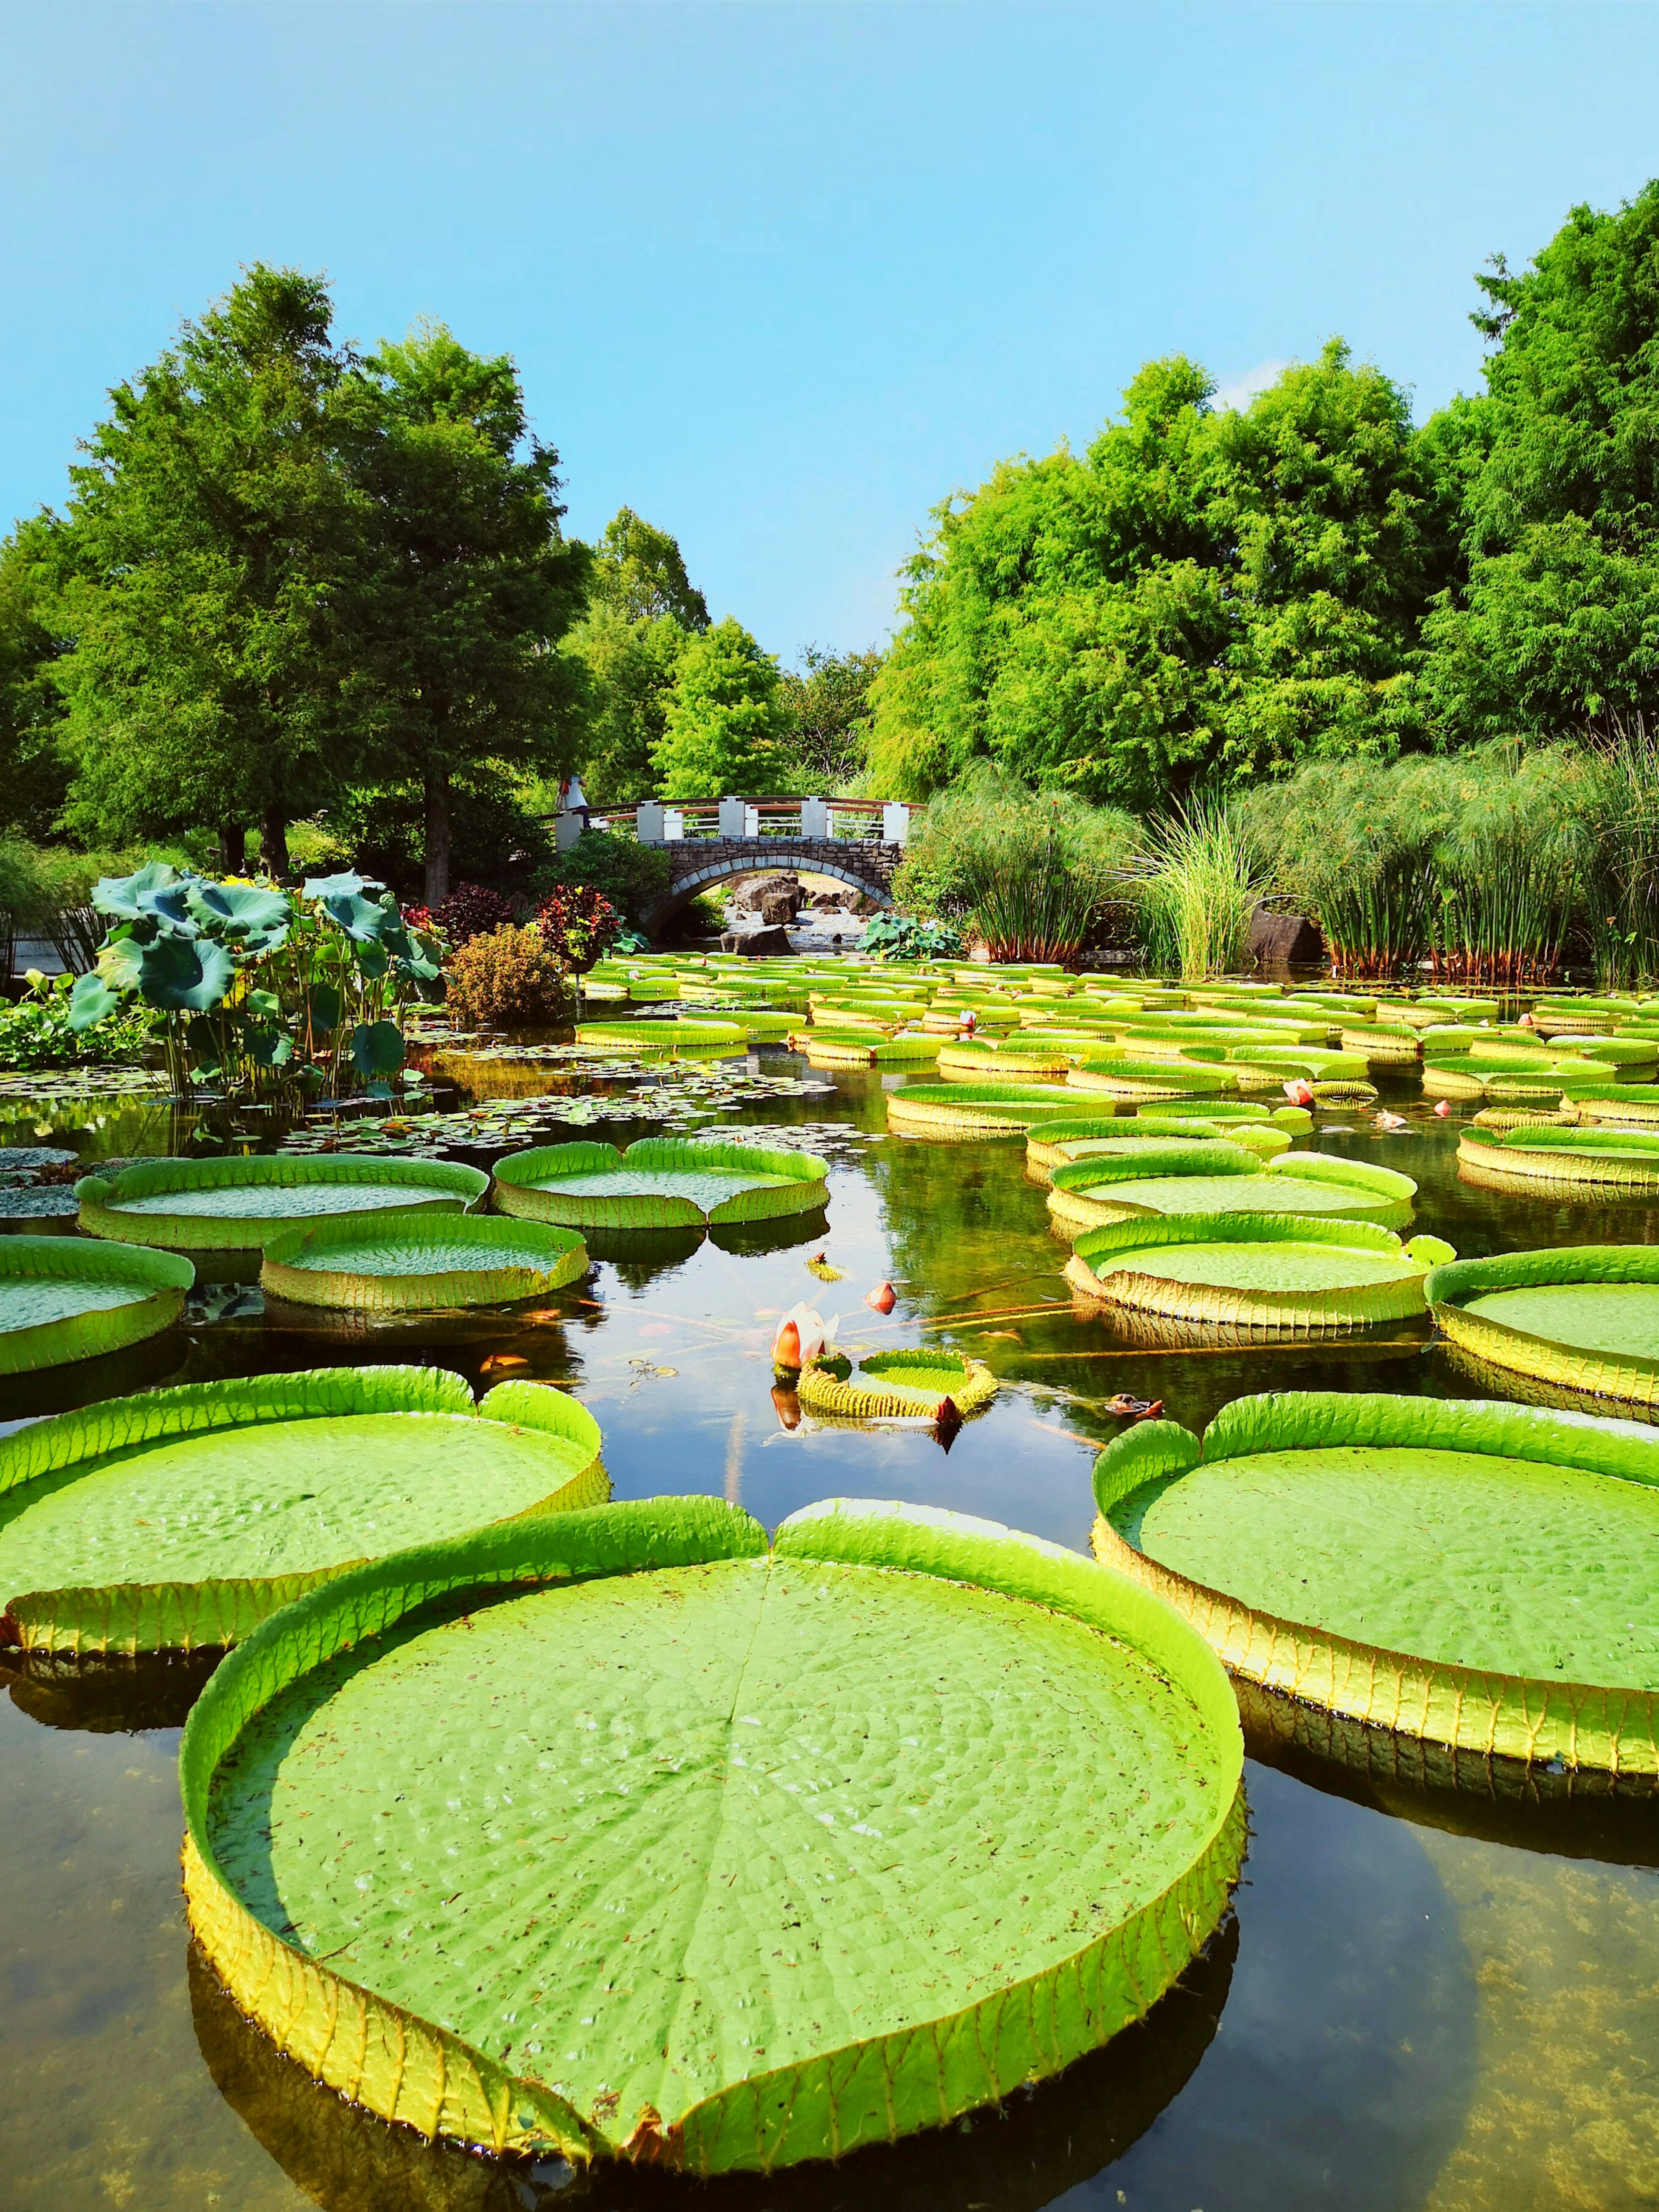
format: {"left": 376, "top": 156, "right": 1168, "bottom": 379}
{"left": 432, "top": 883, "right": 514, "bottom": 944}
{"left": 535, "top": 884, "right": 622, "bottom": 971}
{"left": 445, "top": 925, "right": 575, "bottom": 1030}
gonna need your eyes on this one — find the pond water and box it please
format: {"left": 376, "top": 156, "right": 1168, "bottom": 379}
{"left": 1, "top": 1048, "right": 1657, "bottom": 2211}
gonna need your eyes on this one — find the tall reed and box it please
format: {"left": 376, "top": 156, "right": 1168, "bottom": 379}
{"left": 1582, "top": 715, "right": 1659, "bottom": 990}
{"left": 1132, "top": 798, "right": 1260, "bottom": 981}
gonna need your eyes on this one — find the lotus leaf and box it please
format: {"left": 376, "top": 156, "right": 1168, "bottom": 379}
{"left": 1091, "top": 1390, "right": 1659, "bottom": 1770}
{"left": 0, "top": 1365, "right": 607, "bottom": 1653}
{"left": 349, "top": 1018, "right": 406, "bottom": 1080}
{"left": 492, "top": 1136, "right": 828, "bottom": 1228}
{"left": 1066, "top": 1214, "right": 1451, "bottom": 1334}
{"left": 182, "top": 1494, "right": 1242, "bottom": 2168}
{"left": 128, "top": 932, "right": 237, "bottom": 1011}
{"left": 262, "top": 1209, "right": 590, "bottom": 1313}
{"left": 1047, "top": 1145, "right": 1415, "bottom": 1237}
{"left": 796, "top": 1347, "right": 999, "bottom": 1419}
{"left": 0, "top": 1235, "right": 193, "bottom": 1370}
{"left": 186, "top": 881, "right": 293, "bottom": 947}
{"left": 93, "top": 861, "right": 196, "bottom": 937}
{"left": 77, "top": 1154, "right": 489, "bottom": 1249}
{"left": 1427, "top": 1244, "right": 1659, "bottom": 1414}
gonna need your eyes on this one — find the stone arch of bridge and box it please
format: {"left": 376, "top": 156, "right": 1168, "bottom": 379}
{"left": 641, "top": 842, "right": 896, "bottom": 934}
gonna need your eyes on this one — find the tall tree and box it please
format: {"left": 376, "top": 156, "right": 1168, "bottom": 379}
{"left": 50, "top": 264, "right": 352, "bottom": 871}
{"left": 0, "top": 518, "right": 74, "bottom": 839}
{"left": 1421, "top": 182, "right": 1659, "bottom": 739}
{"left": 867, "top": 346, "right": 1458, "bottom": 808}
{"left": 653, "top": 616, "right": 791, "bottom": 799}
{"left": 778, "top": 643, "right": 880, "bottom": 790}
{"left": 565, "top": 508, "right": 708, "bottom": 805}
{"left": 330, "top": 322, "right": 591, "bottom": 903}
{"left": 590, "top": 506, "right": 709, "bottom": 630}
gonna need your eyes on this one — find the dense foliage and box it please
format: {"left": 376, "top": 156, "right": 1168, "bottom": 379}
{"left": 653, "top": 617, "right": 792, "bottom": 799}
{"left": 443, "top": 923, "right": 575, "bottom": 1029}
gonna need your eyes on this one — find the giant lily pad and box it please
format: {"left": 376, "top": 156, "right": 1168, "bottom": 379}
{"left": 1557, "top": 1082, "right": 1659, "bottom": 1127}
{"left": 77, "top": 1155, "right": 488, "bottom": 1250}
{"left": 0, "top": 1366, "right": 606, "bottom": 1654}
{"left": 796, "top": 1348, "right": 999, "bottom": 1420}
{"left": 885, "top": 1082, "right": 1121, "bottom": 1139}
{"left": 1047, "top": 1144, "right": 1416, "bottom": 1238}
{"left": 262, "top": 1209, "right": 589, "bottom": 1313}
{"left": 1064, "top": 1058, "right": 1234, "bottom": 1102}
{"left": 1067, "top": 1215, "right": 1452, "bottom": 1334}
{"left": 181, "top": 1495, "right": 1243, "bottom": 2170}
{"left": 0, "top": 1234, "right": 193, "bottom": 1371}
{"left": 1458, "top": 1124, "right": 1659, "bottom": 1192}
{"left": 1427, "top": 1244, "right": 1659, "bottom": 1414}
{"left": 1027, "top": 1120, "right": 1290, "bottom": 1181}
{"left": 936, "top": 1039, "right": 1077, "bottom": 1081}
{"left": 1091, "top": 1392, "right": 1659, "bottom": 1771}
{"left": 492, "top": 1136, "right": 828, "bottom": 1228}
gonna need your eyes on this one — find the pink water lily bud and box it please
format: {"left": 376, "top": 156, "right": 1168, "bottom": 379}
{"left": 865, "top": 1281, "right": 897, "bottom": 1314}
{"left": 772, "top": 1302, "right": 835, "bottom": 1369}
{"left": 962, "top": 1010, "right": 978, "bottom": 1033}
{"left": 1283, "top": 1078, "right": 1315, "bottom": 1106}
{"left": 1433, "top": 1098, "right": 1451, "bottom": 1117}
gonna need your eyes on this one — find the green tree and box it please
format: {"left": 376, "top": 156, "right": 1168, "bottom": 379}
{"left": 0, "top": 518, "right": 74, "bottom": 839}
{"left": 48, "top": 264, "right": 353, "bottom": 871}
{"left": 653, "top": 615, "right": 791, "bottom": 798}
{"left": 1421, "top": 182, "right": 1659, "bottom": 738}
{"left": 566, "top": 509, "right": 706, "bottom": 804}
{"left": 778, "top": 643, "right": 880, "bottom": 789}
{"left": 868, "top": 346, "right": 1458, "bottom": 808}
{"left": 329, "top": 321, "right": 591, "bottom": 903}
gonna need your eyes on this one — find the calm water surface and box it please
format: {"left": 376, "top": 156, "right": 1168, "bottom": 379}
{"left": 1, "top": 1051, "right": 1657, "bottom": 2212}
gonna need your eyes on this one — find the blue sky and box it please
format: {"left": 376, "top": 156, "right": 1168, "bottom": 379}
{"left": 5, "top": 2, "right": 1658, "bottom": 661}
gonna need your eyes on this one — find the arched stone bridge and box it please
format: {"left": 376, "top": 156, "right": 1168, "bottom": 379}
{"left": 641, "top": 837, "right": 901, "bottom": 932}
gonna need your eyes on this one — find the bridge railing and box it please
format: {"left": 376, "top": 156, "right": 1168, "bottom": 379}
{"left": 553, "top": 796, "right": 913, "bottom": 851}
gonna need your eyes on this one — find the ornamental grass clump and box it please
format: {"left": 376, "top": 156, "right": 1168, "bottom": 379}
{"left": 1131, "top": 798, "right": 1261, "bottom": 982}
{"left": 444, "top": 924, "right": 576, "bottom": 1030}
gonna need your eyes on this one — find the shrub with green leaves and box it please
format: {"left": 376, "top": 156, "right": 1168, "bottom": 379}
{"left": 861, "top": 912, "right": 964, "bottom": 960}
{"left": 0, "top": 970, "right": 157, "bottom": 1071}
{"left": 443, "top": 924, "right": 575, "bottom": 1030}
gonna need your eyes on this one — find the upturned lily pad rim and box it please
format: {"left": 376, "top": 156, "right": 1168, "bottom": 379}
{"left": 76, "top": 1155, "right": 489, "bottom": 1250}
{"left": 261, "top": 1209, "right": 590, "bottom": 1313}
{"left": 1426, "top": 1243, "right": 1659, "bottom": 1408}
{"left": 0, "top": 1234, "right": 193, "bottom": 1374}
{"left": 180, "top": 1493, "right": 1243, "bottom": 2171}
{"left": 1091, "top": 1391, "right": 1659, "bottom": 1770}
{"left": 491, "top": 1135, "right": 828, "bottom": 1228}
{"left": 796, "top": 1346, "right": 1001, "bottom": 1419}
{"left": 0, "top": 1365, "right": 606, "bottom": 1654}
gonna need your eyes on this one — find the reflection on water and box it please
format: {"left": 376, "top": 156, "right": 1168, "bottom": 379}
{"left": 0, "top": 1048, "right": 1657, "bottom": 2208}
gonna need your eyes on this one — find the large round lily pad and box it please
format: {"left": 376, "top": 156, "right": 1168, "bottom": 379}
{"left": 0, "top": 1234, "right": 193, "bottom": 1372}
{"left": 1427, "top": 1244, "right": 1659, "bottom": 1414}
{"left": 0, "top": 1366, "right": 606, "bottom": 1654}
{"left": 1458, "top": 1124, "right": 1659, "bottom": 1191}
{"left": 1065, "top": 1058, "right": 1234, "bottom": 1102}
{"left": 1091, "top": 1392, "right": 1659, "bottom": 1770}
{"left": 1047, "top": 1144, "right": 1415, "bottom": 1237}
{"left": 796, "top": 1348, "right": 999, "bottom": 1420}
{"left": 885, "top": 1082, "right": 1119, "bottom": 1138}
{"left": 182, "top": 1495, "right": 1243, "bottom": 2171}
{"left": 1027, "top": 1120, "right": 1290, "bottom": 1182}
{"left": 262, "top": 1209, "right": 589, "bottom": 1314}
{"left": 1067, "top": 1215, "right": 1453, "bottom": 1334}
{"left": 492, "top": 1136, "right": 828, "bottom": 1229}
{"left": 77, "top": 1155, "right": 489, "bottom": 1250}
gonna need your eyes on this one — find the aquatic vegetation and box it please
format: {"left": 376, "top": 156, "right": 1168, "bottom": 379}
{"left": 1130, "top": 797, "right": 1261, "bottom": 981}
{"left": 181, "top": 1494, "right": 1243, "bottom": 2168}
{"left": 76, "top": 1154, "right": 488, "bottom": 1249}
{"left": 1458, "top": 1123, "right": 1659, "bottom": 1192}
{"left": 1047, "top": 1142, "right": 1416, "bottom": 1235}
{"left": 261, "top": 1211, "right": 590, "bottom": 1313}
{"left": 1091, "top": 1393, "right": 1659, "bottom": 1771}
{"left": 492, "top": 1135, "right": 829, "bottom": 1227}
{"left": 0, "top": 1235, "right": 192, "bottom": 1371}
{"left": 884, "top": 1080, "right": 1120, "bottom": 1137}
{"left": 796, "top": 1347, "right": 998, "bottom": 1419}
{"left": 1066, "top": 1214, "right": 1453, "bottom": 1334}
{"left": 1427, "top": 1245, "right": 1659, "bottom": 1415}
{"left": 0, "top": 1366, "right": 606, "bottom": 1653}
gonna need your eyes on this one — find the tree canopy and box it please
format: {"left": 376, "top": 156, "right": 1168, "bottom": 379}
{"left": 653, "top": 616, "right": 791, "bottom": 799}
{"left": 778, "top": 644, "right": 879, "bottom": 791}
{"left": 565, "top": 508, "right": 708, "bottom": 806}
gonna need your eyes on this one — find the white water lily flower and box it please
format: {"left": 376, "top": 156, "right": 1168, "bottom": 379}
{"left": 772, "top": 1303, "right": 838, "bottom": 1368}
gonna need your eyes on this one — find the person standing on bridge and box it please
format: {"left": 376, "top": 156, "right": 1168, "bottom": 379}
{"left": 559, "top": 773, "right": 591, "bottom": 831}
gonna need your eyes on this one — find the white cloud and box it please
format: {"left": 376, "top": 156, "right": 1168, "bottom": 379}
{"left": 1211, "top": 358, "right": 1294, "bottom": 413}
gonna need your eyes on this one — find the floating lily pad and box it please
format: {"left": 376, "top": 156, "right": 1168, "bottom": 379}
{"left": 1027, "top": 1120, "right": 1290, "bottom": 1182}
{"left": 936, "top": 1039, "right": 1076, "bottom": 1081}
{"left": 77, "top": 1156, "right": 489, "bottom": 1250}
{"left": 1092, "top": 1392, "right": 1659, "bottom": 1771}
{"left": 1047, "top": 1144, "right": 1416, "bottom": 1238}
{"left": 885, "top": 1082, "right": 1120, "bottom": 1138}
{"left": 1066, "top": 1215, "right": 1452, "bottom": 1334}
{"left": 492, "top": 1135, "right": 829, "bottom": 1229}
{"left": 0, "top": 1366, "right": 606, "bottom": 1653}
{"left": 796, "top": 1348, "right": 999, "bottom": 1420}
{"left": 182, "top": 1495, "right": 1243, "bottom": 2169}
{"left": 262, "top": 1209, "right": 589, "bottom": 1313}
{"left": 0, "top": 1235, "right": 193, "bottom": 1372}
{"left": 1063, "top": 1058, "right": 1235, "bottom": 1101}
{"left": 1427, "top": 1245, "right": 1659, "bottom": 1414}
{"left": 1458, "top": 1124, "right": 1659, "bottom": 1192}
